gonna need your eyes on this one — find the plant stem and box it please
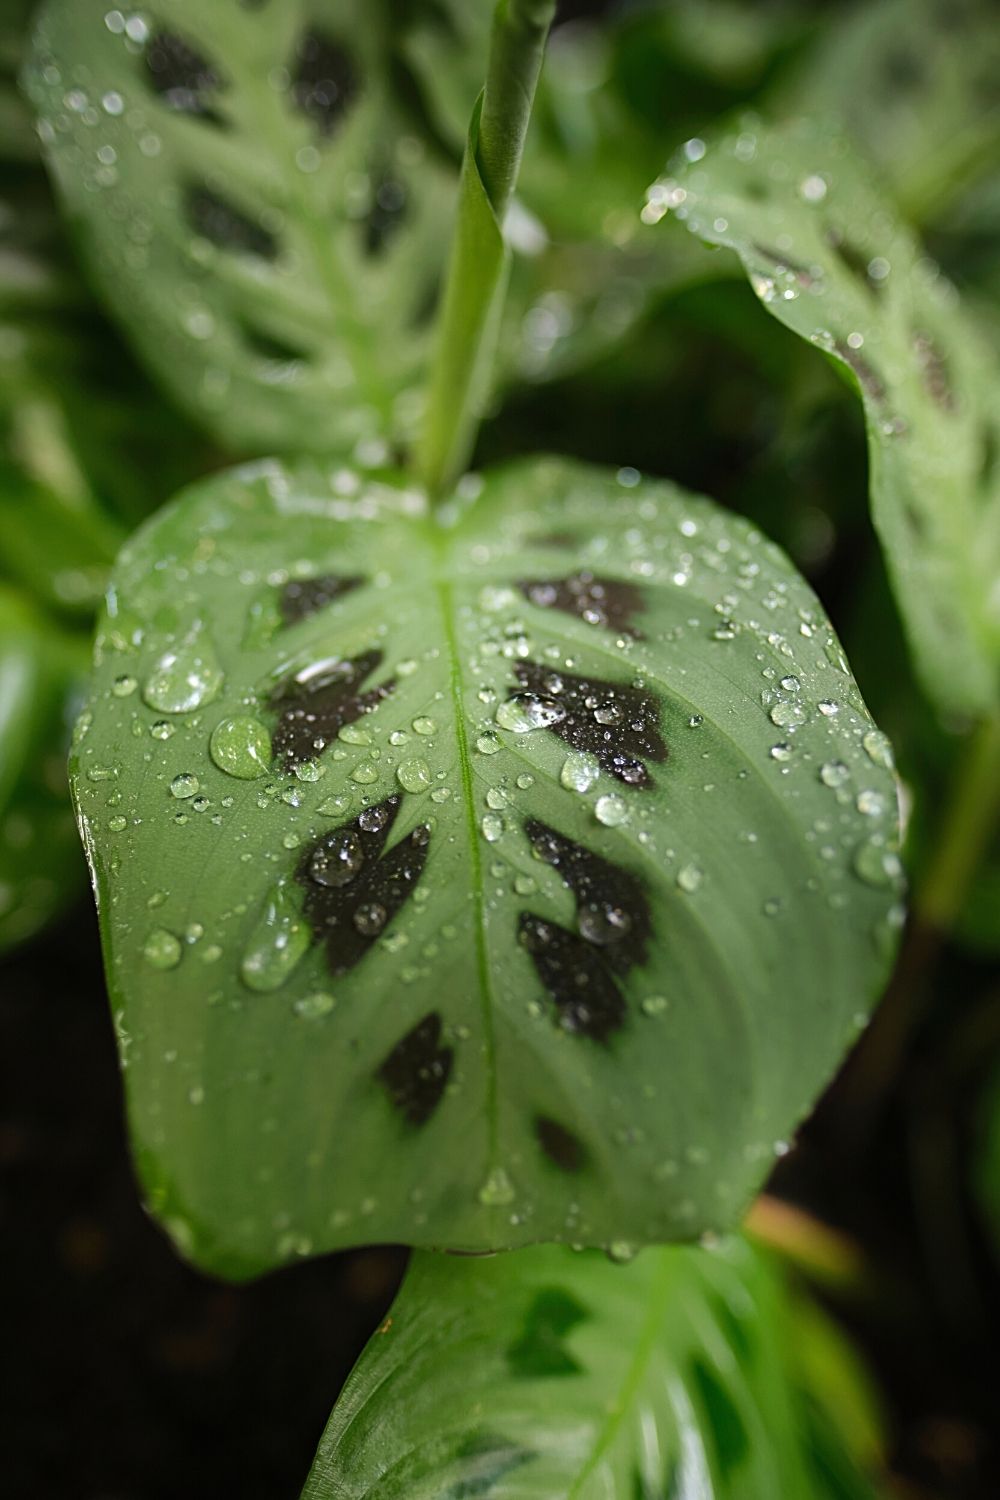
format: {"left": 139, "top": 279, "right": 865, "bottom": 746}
{"left": 478, "top": 0, "right": 557, "bottom": 222}
{"left": 417, "top": 0, "right": 556, "bottom": 500}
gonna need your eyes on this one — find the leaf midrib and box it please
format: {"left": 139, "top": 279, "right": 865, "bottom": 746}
{"left": 434, "top": 572, "right": 500, "bottom": 1183}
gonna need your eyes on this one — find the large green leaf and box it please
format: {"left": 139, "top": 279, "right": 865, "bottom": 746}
{"left": 0, "top": 586, "right": 86, "bottom": 950}
{"left": 72, "top": 457, "right": 902, "bottom": 1276}
{"left": 25, "top": 0, "right": 455, "bottom": 457}
{"left": 301, "top": 1235, "right": 883, "bottom": 1499}
{"left": 655, "top": 117, "right": 1000, "bottom": 720}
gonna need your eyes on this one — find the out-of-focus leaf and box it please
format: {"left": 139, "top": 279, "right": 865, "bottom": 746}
{"left": 661, "top": 117, "right": 1000, "bottom": 721}
{"left": 0, "top": 586, "right": 86, "bottom": 951}
{"left": 26, "top": 0, "right": 455, "bottom": 458}
{"left": 781, "top": 0, "right": 1000, "bottom": 224}
{"left": 301, "top": 1235, "right": 883, "bottom": 1499}
{"left": 71, "top": 456, "right": 901, "bottom": 1276}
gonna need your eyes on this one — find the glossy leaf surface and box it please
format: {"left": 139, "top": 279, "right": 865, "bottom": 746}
{"left": 72, "top": 458, "right": 902, "bottom": 1275}
{"left": 659, "top": 118, "right": 1000, "bottom": 720}
{"left": 302, "top": 1235, "right": 882, "bottom": 1499}
{"left": 25, "top": 0, "right": 453, "bottom": 456}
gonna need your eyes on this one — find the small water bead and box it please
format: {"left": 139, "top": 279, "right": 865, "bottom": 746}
{"left": 817, "top": 700, "right": 840, "bottom": 717}
{"left": 641, "top": 994, "right": 669, "bottom": 1016}
{"left": 676, "top": 863, "right": 703, "bottom": 893}
{"left": 606, "top": 1240, "right": 638, "bottom": 1264}
{"left": 430, "top": 787, "right": 451, "bottom": 803}
{"left": 514, "top": 874, "right": 536, "bottom": 896}
{"left": 496, "top": 694, "right": 565, "bottom": 734}
{"left": 351, "top": 762, "right": 378, "bottom": 784}
{"left": 595, "top": 794, "right": 628, "bottom": 827}
{"left": 481, "top": 813, "right": 504, "bottom": 842}
{"left": 293, "top": 992, "right": 336, "bottom": 1019}
{"left": 294, "top": 759, "right": 325, "bottom": 783}
{"left": 396, "top": 758, "right": 431, "bottom": 793}
{"left": 389, "top": 730, "right": 409, "bottom": 747}
{"left": 111, "top": 674, "right": 137, "bottom": 698}
{"left": 578, "top": 902, "right": 631, "bottom": 945}
{"left": 780, "top": 675, "right": 800, "bottom": 693}
{"left": 310, "top": 830, "right": 364, "bottom": 887}
{"left": 862, "top": 729, "right": 895, "bottom": 770}
{"left": 210, "top": 716, "right": 272, "bottom": 779}
{"left": 241, "top": 882, "right": 310, "bottom": 992}
{"left": 819, "top": 761, "right": 849, "bottom": 789}
{"left": 486, "top": 787, "right": 508, "bottom": 811}
{"left": 318, "top": 793, "right": 352, "bottom": 817}
{"left": 143, "top": 928, "right": 182, "bottom": 970}
{"left": 769, "top": 701, "right": 806, "bottom": 729}
{"left": 339, "top": 723, "right": 371, "bottom": 747}
{"left": 358, "top": 804, "right": 391, "bottom": 833}
{"left": 412, "top": 716, "right": 437, "bottom": 736}
{"left": 150, "top": 720, "right": 175, "bottom": 741}
{"left": 856, "top": 789, "right": 886, "bottom": 817}
{"left": 353, "top": 902, "right": 387, "bottom": 937}
{"left": 476, "top": 732, "right": 501, "bottom": 755}
{"left": 143, "top": 622, "right": 224, "bottom": 713}
{"left": 688, "top": 715, "right": 703, "bottom": 728}
{"left": 516, "top": 773, "right": 534, "bottom": 790}
{"left": 87, "top": 764, "right": 118, "bottom": 782}
{"left": 478, "top": 1167, "right": 516, "bottom": 1207}
{"left": 560, "top": 753, "right": 600, "bottom": 793}
{"left": 191, "top": 796, "right": 211, "bottom": 813}
{"left": 770, "top": 743, "right": 793, "bottom": 762}
{"left": 170, "top": 773, "right": 199, "bottom": 799}
{"left": 853, "top": 837, "right": 903, "bottom": 888}
{"left": 108, "top": 814, "right": 128, "bottom": 833}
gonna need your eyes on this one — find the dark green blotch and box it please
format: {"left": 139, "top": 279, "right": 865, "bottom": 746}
{"left": 145, "top": 30, "right": 224, "bottom": 119}
{"left": 279, "top": 573, "right": 365, "bottom": 625}
{"left": 690, "top": 1358, "right": 749, "bottom": 1476}
{"left": 536, "top": 1114, "right": 586, "bottom": 1173}
{"left": 507, "top": 1287, "right": 588, "bottom": 1378}
{"left": 444, "top": 1432, "right": 534, "bottom": 1498}
{"left": 377, "top": 1010, "right": 452, "bottom": 1127}
{"left": 185, "top": 186, "right": 278, "bottom": 259}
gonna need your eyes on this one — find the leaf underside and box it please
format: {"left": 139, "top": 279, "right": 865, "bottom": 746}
{"left": 71, "top": 456, "right": 902, "bottom": 1276}
{"left": 24, "top": 0, "right": 454, "bottom": 455}
{"left": 301, "top": 1235, "right": 881, "bottom": 1499}
{"left": 660, "top": 117, "right": 1000, "bottom": 720}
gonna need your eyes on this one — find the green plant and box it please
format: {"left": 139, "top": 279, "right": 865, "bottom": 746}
{"left": 8, "top": 0, "right": 1000, "bottom": 1495}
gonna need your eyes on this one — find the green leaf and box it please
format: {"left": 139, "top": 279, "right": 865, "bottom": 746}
{"left": 300, "top": 1236, "right": 883, "bottom": 1499}
{"left": 0, "top": 585, "right": 86, "bottom": 950}
{"left": 659, "top": 117, "right": 1000, "bottom": 720}
{"left": 71, "top": 457, "right": 902, "bottom": 1275}
{"left": 781, "top": 0, "right": 1000, "bottom": 224}
{"left": 25, "top": 0, "right": 454, "bottom": 457}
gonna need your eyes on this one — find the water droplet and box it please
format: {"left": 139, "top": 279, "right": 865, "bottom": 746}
{"left": 560, "top": 753, "right": 600, "bottom": 793}
{"left": 769, "top": 701, "right": 806, "bottom": 729}
{"left": 310, "top": 830, "right": 364, "bottom": 887}
{"left": 143, "top": 622, "right": 224, "bottom": 714}
{"left": 607, "top": 1240, "right": 638, "bottom": 1264}
{"left": 412, "top": 716, "right": 437, "bottom": 736}
{"left": 351, "top": 761, "right": 378, "bottom": 784}
{"left": 676, "top": 863, "right": 703, "bottom": 893}
{"left": 641, "top": 995, "right": 668, "bottom": 1016}
{"left": 853, "top": 838, "right": 903, "bottom": 888}
{"left": 578, "top": 902, "right": 631, "bottom": 944}
{"left": 770, "top": 743, "right": 793, "bottom": 762}
{"left": 476, "top": 732, "right": 501, "bottom": 755}
{"left": 799, "top": 173, "right": 827, "bottom": 202}
{"left": 241, "top": 882, "right": 310, "bottom": 992}
{"left": 397, "top": 758, "right": 431, "bottom": 793}
{"left": 111, "top": 674, "right": 137, "bottom": 698}
{"left": 478, "top": 1167, "right": 516, "bottom": 1206}
{"left": 516, "top": 773, "right": 534, "bottom": 789}
{"left": 170, "top": 773, "right": 200, "bottom": 800}
{"left": 293, "top": 992, "right": 336, "bottom": 1019}
{"left": 817, "top": 700, "right": 839, "bottom": 717}
{"left": 856, "top": 789, "right": 886, "bottom": 817}
{"left": 150, "top": 720, "right": 175, "bottom": 741}
{"left": 339, "top": 723, "right": 371, "bottom": 746}
{"left": 108, "top": 814, "right": 128, "bottom": 833}
{"left": 210, "top": 716, "right": 271, "bottom": 779}
{"left": 862, "top": 729, "right": 894, "bottom": 770}
{"left": 143, "top": 928, "right": 182, "bottom": 970}
{"left": 819, "top": 760, "right": 849, "bottom": 788}
{"left": 481, "top": 813, "right": 504, "bottom": 842}
{"left": 353, "top": 901, "right": 387, "bottom": 937}
{"left": 496, "top": 694, "right": 565, "bottom": 734}
{"left": 595, "top": 794, "right": 629, "bottom": 827}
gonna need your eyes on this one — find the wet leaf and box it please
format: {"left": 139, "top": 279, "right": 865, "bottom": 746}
{"left": 661, "top": 117, "right": 1000, "bottom": 720}
{"left": 71, "top": 457, "right": 902, "bottom": 1275}
{"left": 25, "top": 0, "right": 454, "bottom": 457}
{"left": 301, "top": 1235, "right": 882, "bottom": 1499}
{"left": 0, "top": 585, "right": 86, "bottom": 951}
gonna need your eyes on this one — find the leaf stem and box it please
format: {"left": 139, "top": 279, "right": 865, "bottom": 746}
{"left": 915, "top": 713, "right": 1000, "bottom": 933}
{"left": 416, "top": 0, "right": 556, "bottom": 500}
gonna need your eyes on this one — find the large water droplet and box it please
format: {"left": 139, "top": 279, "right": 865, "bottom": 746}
{"left": 143, "top": 622, "right": 224, "bottom": 713}
{"left": 561, "top": 752, "right": 600, "bottom": 793}
{"left": 170, "top": 772, "right": 200, "bottom": 799}
{"left": 496, "top": 694, "right": 565, "bottom": 734}
{"left": 595, "top": 793, "right": 628, "bottom": 827}
{"left": 241, "top": 882, "right": 310, "bottom": 992}
{"left": 309, "top": 830, "right": 364, "bottom": 887}
{"left": 396, "top": 757, "right": 431, "bottom": 793}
